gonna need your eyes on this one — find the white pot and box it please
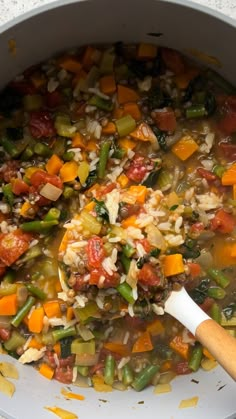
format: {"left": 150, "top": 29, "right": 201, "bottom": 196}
{"left": 0, "top": 1, "right": 235, "bottom": 418}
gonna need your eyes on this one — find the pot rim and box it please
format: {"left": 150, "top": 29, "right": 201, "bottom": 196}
{"left": 0, "top": 0, "right": 235, "bottom": 36}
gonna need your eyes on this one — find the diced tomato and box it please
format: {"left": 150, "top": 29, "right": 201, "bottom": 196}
{"left": 211, "top": 208, "right": 235, "bottom": 234}
{"left": 0, "top": 263, "right": 6, "bottom": 277}
{"left": 126, "top": 155, "right": 149, "bottom": 183}
{"left": 0, "top": 161, "right": 19, "bottom": 183}
{"left": 11, "top": 178, "right": 29, "bottom": 195}
{"left": 29, "top": 111, "right": 56, "bottom": 138}
{"left": 0, "top": 229, "right": 32, "bottom": 266}
{"left": 0, "top": 328, "right": 11, "bottom": 341}
{"left": 161, "top": 48, "right": 185, "bottom": 75}
{"left": 136, "top": 238, "right": 151, "bottom": 253}
{"left": 197, "top": 167, "right": 217, "bottom": 181}
{"left": 9, "top": 80, "right": 36, "bottom": 95}
{"left": 46, "top": 90, "right": 63, "bottom": 108}
{"left": 89, "top": 362, "right": 104, "bottom": 375}
{"left": 100, "top": 183, "right": 117, "bottom": 195}
{"left": 87, "top": 236, "right": 105, "bottom": 268}
{"left": 28, "top": 186, "right": 51, "bottom": 207}
{"left": 175, "top": 361, "right": 192, "bottom": 375}
{"left": 138, "top": 263, "right": 162, "bottom": 287}
{"left": 190, "top": 222, "right": 205, "bottom": 236}
{"left": 153, "top": 109, "right": 176, "bottom": 132}
{"left": 199, "top": 297, "right": 214, "bottom": 313}
{"left": 219, "top": 142, "right": 236, "bottom": 160}
{"left": 89, "top": 267, "right": 120, "bottom": 288}
{"left": 30, "top": 170, "right": 63, "bottom": 189}
{"left": 187, "top": 262, "right": 201, "bottom": 278}
{"left": 218, "top": 95, "right": 236, "bottom": 135}
{"left": 54, "top": 366, "right": 73, "bottom": 384}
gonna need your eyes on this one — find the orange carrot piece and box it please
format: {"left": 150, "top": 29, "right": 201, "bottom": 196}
{"left": 169, "top": 335, "right": 190, "bottom": 360}
{"left": 28, "top": 337, "right": 44, "bottom": 350}
{"left": 171, "top": 135, "right": 198, "bottom": 161}
{"left": 0, "top": 294, "right": 17, "bottom": 316}
{"left": 99, "top": 75, "right": 116, "bottom": 95}
{"left": 103, "top": 342, "right": 130, "bottom": 357}
{"left": 86, "top": 140, "right": 97, "bottom": 151}
{"left": 53, "top": 342, "right": 61, "bottom": 357}
{"left": 61, "top": 388, "right": 85, "bottom": 400}
{"left": 60, "top": 161, "right": 79, "bottom": 183}
{"left": 137, "top": 43, "right": 158, "bottom": 60}
{"left": 118, "top": 137, "right": 136, "bottom": 150}
{"left": 130, "top": 122, "right": 156, "bottom": 143}
{"left": 66, "top": 306, "right": 74, "bottom": 321}
{"left": 113, "top": 107, "right": 124, "bottom": 119}
{"left": 203, "top": 347, "right": 215, "bottom": 360}
{"left": 59, "top": 56, "right": 82, "bottom": 73}
{"left": 161, "top": 47, "right": 185, "bottom": 75}
{"left": 163, "top": 254, "right": 185, "bottom": 277}
{"left": 28, "top": 307, "right": 44, "bottom": 333}
{"left": 82, "top": 45, "right": 96, "bottom": 70}
{"left": 187, "top": 262, "right": 201, "bottom": 278}
{"left": 146, "top": 319, "right": 165, "bottom": 336}
{"left": 102, "top": 121, "right": 116, "bottom": 135}
{"left": 175, "top": 68, "right": 199, "bottom": 89}
{"left": 160, "top": 360, "right": 172, "bottom": 372}
{"left": 83, "top": 201, "right": 95, "bottom": 212}
{"left": 233, "top": 184, "right": 236, "bottom": 200}
{"left": 55, "top": 279, "right": 62, "bottom": 293}
{"left": 43, "top": 301, "right": 62, "bottom": 318}
{"left": 71, "top": 133, "right": 85, "bottom": 148}
{"left": 121, "top": 215, "right": 137, "bottom": 229}
{"left": 46, "top": 154, "right": 63, "bottom": 176}
{"left": 39, "top": 363, "right": 54, "bottom": 380}
{"left": 117, "top": 84, "right": 140, "bottom": 105}
{"left": 222, "top": 163, "right": 236, "bottom": 185}
{"left": 123, "top": 102, "right": 142, "bottom": 121}
{"left": 128, "top": 185, "right": 148, "bottom": 204}
{"left": 132, "top": 331, "right": 153, "bottom": 353}
{"left": 117, "top": 173, "right": 129, "bottom": 188}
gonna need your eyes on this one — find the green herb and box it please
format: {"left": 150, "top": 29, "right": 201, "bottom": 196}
{"left": 88, "top": 95, "right": 113, "bottom": 111}
{"left": 170, "top": 204, "right": 179, "bottom": 211}
{"left": 142, "top": 168, "right": 161, "bottom": 188}
{"left": 152, "top": 127, "right": 167, "bottom": 151}
{"left": 93, "top": 198, "right": 109, "bottom": 222}
{"left": 147, "top": 86, "right": 171, "bottom": 110}
{"left": 2, "top": 184, "right": 14, "bottom": 209}
{"left": 189, "top": 278, "right": 210, "bottom": 304}
{"left": 222, "top": 302, "right": 236, "bottom": 320}
{"left": 81, "top": 170, "right": 97, "bottom": 191}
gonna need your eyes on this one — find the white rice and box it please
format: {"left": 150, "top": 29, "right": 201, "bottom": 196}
{"left": 118, "top": 357, "right": 130, "bottom": 370}
{"left": 174, "top": 216, "right": 183, "bottom": 234}
{"left": 105, "top": 189, "right": 120, "bottom": 225}
{"left": 152, "top": 304, "right": 165, "bottom": 315}
{"left": 102, "top": 256, "right": 117, "bottom": 276}
{"left": 136, "top": 243, "right": 146, "bottom": 258}
{"left": 128, "top": 303, "right": 134, "bottom": 317}
{"left": 126, "top": 226, "right": 144, "bottom": 240}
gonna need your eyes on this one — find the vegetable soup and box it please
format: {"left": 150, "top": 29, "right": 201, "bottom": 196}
{"left": 0, "top": 43, "right": 235, "bottom": 391}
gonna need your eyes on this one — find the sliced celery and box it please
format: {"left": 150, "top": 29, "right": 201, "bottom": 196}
{"left": 71, "top": 338, "right": 95, "bottom": 355}
{"left": 74, "top": 301, "right": 98, "bottom": 323}
{"left": 115, "top": 115, "right": 136, "bottom": 137}
{"left": 4, "top": 331, "right": 26, "bottom": 351}
{"left": 80, "top": 210, "right": 102, "bottom": 235}
{"left": 221, "top": 315, "right": 236, "bottom": 327}
{"left": 100, "top": 50, "right": 115, "bottom": 74}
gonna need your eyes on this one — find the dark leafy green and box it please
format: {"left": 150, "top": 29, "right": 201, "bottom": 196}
{"left": 189, "top": 278, "right": 211, "bottom": 304}
{"left": 93, "top": 198, "right": 109, "bottom": 222}
{"left": 222, "top": 302, "right": 236, "bottom": 320}
{"left": 60, "top": 337, "right": 73, "bottom": 358}
{"left": 147, "top": 86, "right": 172, "bottom": 110}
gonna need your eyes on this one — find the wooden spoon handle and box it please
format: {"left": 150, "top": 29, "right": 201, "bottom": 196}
{"left": 196, "top": 319, "right": 236, "bottom": 381}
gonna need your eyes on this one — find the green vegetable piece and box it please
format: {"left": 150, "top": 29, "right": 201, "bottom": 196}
{"left": 104, "top": 354, "right": 115, "bottom": 385}
{"left": 213, "top": 165, "right": 226, "bottom": 178}
{"left": 75, "top": 301, "right": 98, "bottom": 323}
{"left": 4, "top": 331, "right": 26, "bottom": 351}
{"left": 60, "top": 337, "right": 73, "bottom": 359}
{"left": 210, "top": 303, "right": 221, "bottom": 324}
{"left": 52, "top": 137, "right": 66, "bottom": 156}
{"left": 20, "top": 220, "right": 58, "bottom": 234}
{"left": 21, "top": 146, "right": 34, "bottom": 161}
{"left": 132, "top": 365, "right": 159, "bottom": 392}
{"left": 43, "top": 207, "right": 61, "bottom": 222}
{"left": 188, "top": 343, "right": 203, "bottom": 372}
{"left": 93, "top": 198, "right": 109, "bottom": 222}
{"left": 186, "top": 104, "right": 206, "bottom": 119}
{"left": 120, "top": 253, "right": 131, "bottom": 274}
{"left": 207, "top": 268, "right": 230, "bottom": 288}
{"left": 77, "top": 366, "right": 89, "bottom": 376}
{"left": 157, "top": 169, "right": 173, "bottom": 190}
{"left": 112, "top": 147, "right": 126, "bottom": 159}
{"left": 207, "top": 287, "right": 226, "bottom": 300}
{"left": 11, "top": 296, "right": 36, "bottom": 328}
{"left": 34, "top": 143, "right": 52, "bottom": 157}
{"left": 115, "top": 115, "right": 136, "bottom": 137}
{"left": 122, "top": 244, "right": 135, "bottom": 258}
{"left": 0, "top": 283, "right": 17, "bottom": 297}
{"left": 100, "top": 50, "right": 115, "bottom": 74}
{"left": 88, "top": 95, "right": 113, "bottom": 111}
{"left": 52, "top": 326, "right": 77, "bottom": 342}
{"left": 71, "top": 338, "right": 95, "bottom": 355}
{"left": 116, "top": 282, "right": 134, "bottom": 304}
{"left": 1, "top": 136, "right": 20, "bottom": 158}
{"left": 62, "top": 151, "right": 75, "bottom": 161}
{"left": 23, "top": 94, "right": 43, "bottom": 111}
{"left": 122, "top": 364, "right": 134, "bottom": 386}
{"left": 142, "top": 168, "right": 161, "bottom": 188}
{"left": 2, "top": 184, "right": 14, "bottom": 209}
{"left": 98, "top": 141, "right": 111, "bottom": 179}
{"left": 2, "top": 269, "right": 16, "bottom": 283}
{"left": 80, "top": 210, "right": 102, "bottom": 235}
{"left": 16, "top": 244, "right": 42, "bottom": 265}
{"left": 26, "top": 284, "right": 46, "bottom": 300}
{"left": 63, "top": 186, "right": 74, "bottom": 199}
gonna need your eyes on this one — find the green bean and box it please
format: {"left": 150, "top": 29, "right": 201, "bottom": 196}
{"left": 117, "top": 282, "right": 134, "bottom": 304}
{"left": 1, "top": 136, "right": 20, "bottom": 158}
{"left": 120, "top": 253, "right": 131, "bottom": 274}
{"left": 88, "top": 95, "right": 113, "bottom": 111}
{"left": 2, "top": 269, "right": 16, "bottom": 283}
{"left": 43, "top": 207, "right": 61, "bottom": 221}
{"left": 186, "top": 104, "right": 206, "bottom": 119}
{"left": 122, "top": 244, "right": 135, "bottom": 258}
{"left": 63, "top": 186, "right": 74, "bottom": 199}
{"left": 112, "top": 148, "right": 126, "bottom": 160}
{"left": 213, "top": 165, "right": 226, "bottom": 178}
{"left": 34, "top": 142, "right": 52, "bottom": 157}
{"left": 115, "top": 115, "right": 136, "bottom": 137}
{"left": 207, "top": 286, "right": 226, "bottom": 300}
{"left": 21, "top": 146, "right": 34, "bottom": 161}
{"left": 62, "top": 151, "right": 75, "bottom": 161}
{"left": 26, "top": 284, "right": 46, "bottom": 300}
{"left": 207, "top": 268, "right": 230, "bottom": 288}
{"left": 122, "top": 364, "right": 134, "bottom": 386}
{"left": 98, "top": 141, "right": 111, "bottom": 179}
{"left": 2, "top": 184, "right": 14, "bottom": 208}
{"left": 20, "top": 220, "right": 58, "bottom": 234}
{"left": 132, "top": 365, "right": 159, "bottom": 392}
{"left": 4, "top": 331, "right": 26, "bottom": 351}
{"left": 52, "top": 326, "right": 77, "bottom": 342}
{"left": 11, "top": 296, "right": 36, "bottom": 328}
{"left": 210, "top": 302, "right": 221, "bottom": 324}
{"left": 188, "top": 343, "right": 203, "bottom": 372}
{"left": 104, "top": 354, "right": 115, "bottom": 385}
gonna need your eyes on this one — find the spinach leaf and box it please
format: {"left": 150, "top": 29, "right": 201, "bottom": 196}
{"left": 93, "top": 198, "right": 109, "bottom": 222}
{"left": 189, "top": 278, "right": 210, "bottom": 304}
{"left": 222, "top": 302, "right": 236, "bottom": 320}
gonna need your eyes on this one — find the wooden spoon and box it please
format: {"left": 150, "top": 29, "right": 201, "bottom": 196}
{"left": 164, "top": 287, "right": 236, "bottom": 381}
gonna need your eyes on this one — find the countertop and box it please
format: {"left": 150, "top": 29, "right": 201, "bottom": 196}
{"left": 0, "top": 0, "right": 235, "bottom": 25}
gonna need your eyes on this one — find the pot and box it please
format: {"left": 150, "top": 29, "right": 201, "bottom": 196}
{"left": 0, "top": 1, "right": 235, "bottom": 418}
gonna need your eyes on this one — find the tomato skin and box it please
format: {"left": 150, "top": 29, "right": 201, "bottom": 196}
{"left": 136, "top": 238, "right": 151, "bottom": 253}
{"left": 0, "top": 229, "right": 32, "bottom": 266}
{"left": 0, "top": 161, "right": 19, "bottom": 183}
{"left": 218, "top": 95, "right": 236, "bottom": 135}
{"left": 126, "top": 155, "right": 148, "bottom": 183}
{"left": 30, "top": 170, "right": 63, "bottom": 189}
{"left": 175, "top": 361, "right": 192, "bottom": 375}
{"left": 197, "top": 168, "right": 217, "bottom": 181}
{"left": 54, "top": 366, "right": 73, "bottom": 384}
{"left": 29, "top": 111, "right": 56, "bottom": 138}
{"left": 161, "top": 48, "right": 185, "bottom": 75}
{"left": 87, "top": 236, "right": 105, "bottom": 268}
{"left": 211, "top": 209, "right": 235, "bottom": 234}
{"left": 219, "top": 142, "right": 236, "bottom": 160}
{"left": 190, "top": 222, "right": 204, "bottom": 235}
{"left": 153, "top": 109, "right": 177, "bottom": 132}
{"left": 12, "top": 179, "right": 29, "bottom": 195}
{"left": 138, "top": 263, "right": 162, "bottom": 287}
{"left": 89, "top": 267, "right": 120, "bottom": 288}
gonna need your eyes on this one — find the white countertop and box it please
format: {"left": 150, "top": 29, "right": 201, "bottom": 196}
{"left": 0, "top": 0, "right": 235, "bottom": 25}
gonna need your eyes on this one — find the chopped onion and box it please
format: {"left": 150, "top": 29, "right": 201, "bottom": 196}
{"left": 40, "top": 183, "right": 62, "bottom": 201}
{"left": 154, "top": 383, "right": 172, "bottom": 394}
{"left": 146, "top": 224, "right": 166, "bottom": 250}
{"left": 196, "top": 250, "right": 213, "bottom": 269}
{"left": 77, "top": 324, "right": 94, "bottom": 341}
